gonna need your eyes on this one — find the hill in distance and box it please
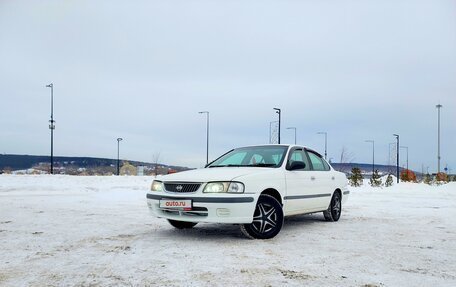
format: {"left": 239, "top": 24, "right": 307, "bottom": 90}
{"left": 1, "top": 154, "right": 413, "bottom": 176}
{"left": 0, "top": 154, "right": 190, "bottom": 173}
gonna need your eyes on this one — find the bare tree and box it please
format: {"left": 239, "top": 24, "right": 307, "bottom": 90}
{"left": 151, "top": 152, "right": 161, "bottom": 176}
{"left": 340, "top": 146, "right": 355, "bottom": 163}
{"left": 338, "top": 146, "right": 355, "bottom": 174}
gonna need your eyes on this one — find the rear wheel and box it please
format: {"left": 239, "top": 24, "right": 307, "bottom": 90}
{"left": 167, "top": 219, "right": 198, "bottom": 229}
{"left": 241, "top": 194, "right": 283, "bottom": 239}
{"left": 323, "top": 191, "right": 342, "bottom": 222}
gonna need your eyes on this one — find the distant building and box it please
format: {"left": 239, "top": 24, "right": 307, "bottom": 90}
{"left": 137, "top": 166, "right": 145, "bottom": 176}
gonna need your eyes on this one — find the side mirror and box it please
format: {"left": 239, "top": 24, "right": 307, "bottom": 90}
{"left": 288, "top": 161, "right": 306, "bottom": 171}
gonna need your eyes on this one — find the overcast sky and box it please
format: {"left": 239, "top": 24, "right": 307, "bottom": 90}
{"left": 1, "top": 0, "right": 455, "bottom": 171}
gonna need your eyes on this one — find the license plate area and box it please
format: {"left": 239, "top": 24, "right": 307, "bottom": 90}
{"left": 159, "top": 199, "right": 192, "bottom": 211}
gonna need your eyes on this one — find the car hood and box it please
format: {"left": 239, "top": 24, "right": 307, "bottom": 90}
{"left": 156, "top": 167, "right": 275, "bottom": 182}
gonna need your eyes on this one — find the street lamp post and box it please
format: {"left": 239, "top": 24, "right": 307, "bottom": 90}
{"left": 400, "top": 146, "right": 409, "bottom": 170}
{"left": 436, "top": 104, "right": 443, "bottom": 173}
{"left": 273, "top": 108, "right": 281, "bottom": 144}
{"left": 199, "top": 111, "right": 210, "bottom": 165}
{"left": 287, "top": 127, "right": 297, "bottom": 144}
{"left": 394, "top": 134, "right": 400, "bottom": 183}
{"left": 117, "top": 138, "right": 123, "bottom": 175}
{"left": 365, "top": 140, "right": 375, "bottom": 177}
{"left": 317, "top": 132, "right": 328, "bottom": 160}
{"left": 46, "top": 83, "right": 55, "bottom": 174}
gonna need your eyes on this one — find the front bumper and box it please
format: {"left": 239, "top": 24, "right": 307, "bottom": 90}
{"left": 146, "top": 193, "right": 257, "bottom": 224}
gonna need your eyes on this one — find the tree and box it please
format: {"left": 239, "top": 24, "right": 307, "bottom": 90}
{"left": 349, "top": 167, "right": 363, "bottom": 187}
{"left": 338, "top": 146, "right": 356, "bottom": 173}
{"left": 423, "top": 173, "right": 432, "bottom": 185}
{"left": 120, "top": 161, "right": 137, "bottom": 176}
{"left": 151, "top": 152, "right": 161, "bottom": 176}
{"left": 435, "top": 172, "right": 449, "bottom": 185}
{"left": 400, "top": 169, "right": 417, "bottom": 182}
{"left": 369, "top": 169, "right": 382, "bottom": 187}
{"left": 385, "top": 173, "right": 393, "bottom": 187}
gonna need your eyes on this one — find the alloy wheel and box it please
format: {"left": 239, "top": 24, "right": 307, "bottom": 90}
{"left": 252, "top": 202, "right": 278, "bottom": 234}
{"left": 241, "top": 194, "right": 284, "bottom": 239}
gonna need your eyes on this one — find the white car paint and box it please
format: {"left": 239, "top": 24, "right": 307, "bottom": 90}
{"left": 146, "top": 145, "right": 349, "bottom": 225}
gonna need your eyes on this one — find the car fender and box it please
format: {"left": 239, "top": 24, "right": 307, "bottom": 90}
{"left": 232, "top": 169, "right": 286, "bottom": 203}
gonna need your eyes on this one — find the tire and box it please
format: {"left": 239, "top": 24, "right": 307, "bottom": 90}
{"left": 323, "top": 191, "right": 342, "bottom": 222}
{"left": 241, "top": 194, "right": 284, "bottom": 239}
{"left": 167, "top": 219, "right": 198, "bottom": 229}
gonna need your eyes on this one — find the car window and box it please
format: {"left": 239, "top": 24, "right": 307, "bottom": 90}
{"left": 208, "top": 146, "right": 288, "bottom": 168}
{"left": 291, "top": 150, "right": 303, "bottom": 162}
{"left": 217, "top": 152, "right": 247, "bottom": 166}
{"left": 322, "top": 158, "right": 331, "bottom": 171}
{"left": 307, "top": 151, "right": 326, "bottom": 171}
{"left": 287, "top": 149, "right": 310, "bottom": 170}
{"left": 249, "top": 154, "right": 265, "bottom": 164}
{"left": 271, "top": 154, "right": 282, "bottom": 164}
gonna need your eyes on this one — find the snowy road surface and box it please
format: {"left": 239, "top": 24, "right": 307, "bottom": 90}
{"left": 1, "top": 175, "right": 455, "bottom": 286}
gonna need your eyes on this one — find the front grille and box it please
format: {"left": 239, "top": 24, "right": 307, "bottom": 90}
{"left": 164, "top": 182, "right": 202, "bottom": 193}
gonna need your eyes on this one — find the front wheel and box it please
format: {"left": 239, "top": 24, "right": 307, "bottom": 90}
{"left": 323, "top": 191, "right": 342, "bottom": 222}
{"left": 167, "top": 219, "right": 198, "bottom": 229}
{"left": 241, "top": 194, "right": 284, "bottom": 239}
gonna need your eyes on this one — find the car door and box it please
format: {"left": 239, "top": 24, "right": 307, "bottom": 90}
{"left": 305, "top": 149, "right": 333, "bottom": 210}
{"left": 283, "top": 147, "right": 316, "bottom": 215}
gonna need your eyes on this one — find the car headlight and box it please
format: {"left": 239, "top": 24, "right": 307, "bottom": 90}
{"left": 150, "top": 180, "right": 164, "bottom": 192}
{"left": 203, "top": 182, "right": 244, "bottom": 193}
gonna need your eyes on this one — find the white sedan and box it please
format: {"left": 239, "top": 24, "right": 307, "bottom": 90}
{"left": 146, "top": 145, "right": 349, "bottom": 239}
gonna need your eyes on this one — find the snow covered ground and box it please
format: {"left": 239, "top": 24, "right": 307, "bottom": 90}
{"left": 1, "top": 175, "right": 455, "bottom": 287}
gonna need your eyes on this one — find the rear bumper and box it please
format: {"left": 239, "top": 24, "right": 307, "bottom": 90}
{"left": 146, "top": 193, "right": 257, "bottom": 224}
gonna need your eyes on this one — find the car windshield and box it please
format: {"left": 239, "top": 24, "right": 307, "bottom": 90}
{"left": 208, "top": 146, "right": 288, "bottom": 168}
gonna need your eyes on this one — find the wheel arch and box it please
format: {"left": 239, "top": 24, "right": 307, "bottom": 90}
{"left": 260, "top": 188, "right": 283, "bottom": 206}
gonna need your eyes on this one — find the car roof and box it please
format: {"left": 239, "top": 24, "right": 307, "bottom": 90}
{"left": 235, "top": 144, "right": 311, "bottom": 148}
{"left": 233, "top": 144, "right": 322, "bottom": 156}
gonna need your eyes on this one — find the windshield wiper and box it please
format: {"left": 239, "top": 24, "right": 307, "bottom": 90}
{"left": 208, "top": 164, "right": 244, "bottom": 168}
{"left": 209, "top": 163, "right": 276, "bottom": 168}
{"left": 249, "top": 163, "right": 276, "bottom": 167}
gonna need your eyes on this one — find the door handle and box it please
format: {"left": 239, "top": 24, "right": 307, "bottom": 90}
{"left": 311, "top": 176, "right": 316, "bottom": 181}
{"left": 332, "top": 176, "right": 335, "bottom": 180}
